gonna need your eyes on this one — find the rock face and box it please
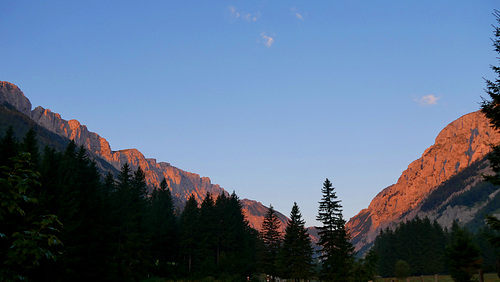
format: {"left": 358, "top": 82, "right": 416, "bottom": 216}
{"left": 240, "top": 199, "right": 288, "bottom": 233}
{"left": 0, "top": 81, "right": 32, "bottom": 117}
{"left": 30, "top": 105, "right": 228, "bottom": 204}
{"left": 0, "top": 81, "right": 285, "bottom": 231}
{"left": 347, "top": 111, "right": 500, "bottom": 252}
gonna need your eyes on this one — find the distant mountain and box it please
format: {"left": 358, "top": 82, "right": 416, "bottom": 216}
{"left": 347, "top": 111, "right": 500, "bottom": 254}
{"left": 0, "top": 81, "right": 287, "bottom": 232}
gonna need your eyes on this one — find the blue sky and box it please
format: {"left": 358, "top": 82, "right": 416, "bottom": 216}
{"left": 1, "top": 1, "right": 498, "bottom": 226}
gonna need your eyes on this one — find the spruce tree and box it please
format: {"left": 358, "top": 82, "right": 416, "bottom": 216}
{"left": 485, "top": 215, "right": 500, "bottom": 277}
{"left": 149, "top": 178, "right": 177, "bottom": 275}
{"left": 217, "top": 192, "right": 254, "bottom": 276}
{"left": 113, "top": 163, "right": 149, "bottom": 280}
{"left": 445, "top": 222, "right": 481, "bottom": 282}
{"left": 179, "top": 194, "right": 200, "bottom": 274}
{"left": 198, "top": 192, "right": 218, "bottom": 276}
{"left": 316, "top": 178, "right": 355, "bottom": 281}
{"left": 479, "top": 10, "right": 500, "bottom": 278}
{"left": 0, "top": 126, "right": 19, "bottom": 168}
{"left": 278, "top": 202, "right": 314, "bottom": 281}
{"left": 20, "top": 128, "right": 40, "bottom": 169}
{"left": 260, "top": 204, "right": 282, "bottom": 280}
{"left": 481, "top": 10, "right": 500, "bottom": 132}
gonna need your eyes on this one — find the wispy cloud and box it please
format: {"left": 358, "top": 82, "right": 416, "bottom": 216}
{"left": 416, "top": 94, "right": 440, "bottom": 106}
{"left": 260, "top": 32, "right": 274, "bottom": 47}
{"left": 229, "top": 6, "right": 240, "bottom": 18}
{"left": 290, "top": 7, "right": 304, "bottom": 20}
{"left": 229, "top": 6, "right": 257, "bottom": 22}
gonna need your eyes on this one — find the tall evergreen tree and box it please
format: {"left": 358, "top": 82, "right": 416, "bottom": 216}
{"left": 445, "top": 222, "right": 481, "bottom": 282}
{"left": 485, "top": 215, "right": 500, "bottom": 277}
{"left": 0, "top": 126, "right": 19, "bottom": 168}
{"left": 316, "top": 178, "right": 355, "bottom": 281}
{"left": 113, "top": 163, "right": 149, "bottom": 280}
{"left": 278, "top": 202, "right": 314, "bottom": 281}
{"left": 479, "top": 10, "right": 500, "bottom": 278}
{"left": 179, "top": 194, "right": 200, "bottom": 274}
{"left": 149, "top": 178, "right": 178, "bottom": 276}
{"left": 198, "top": 192, "right": 218, "bottom": 276}
{"left": 20, "top": 127, "right": 40, "bottom": 169}
{"left": 481, "top": 10, "right": 500, "bottom": 132}
{"left": 215, "top": 191, "right": 256, "bottom": 277}
{"left": 260, "top": 204, "right": 282, "bottom": 280}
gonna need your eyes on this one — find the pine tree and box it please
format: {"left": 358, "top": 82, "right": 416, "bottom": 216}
{"left": 484, "top": 215, "right": 500, "bottom": 277}
{"left": 278, "top": 202, "right": 314, "bottom": 281}
{"left": 20, "top": 127, "right": 40, "bottom": 169}
{"left": 481, "top": 10, "right": 500, "bottom": 132}
{"left": 0, "top": 126, "right": 19, "bottom": 168}
{"left": 113, "top": 163, "right": 150, "bottom": 280}
{"left": 149, "top": 178, "right": 178, "bottom": 276}
{"left": 179, "top": 194, "right": 200, "bottom": 274}
{"left": 198, "top": 192, "right": 218, "bottom": 276}
{"left": 479, "top": 10, "right": 500, "bottom": 278}
{"left": 316, "top": 178, "right": 355, "bottom": 281}
{"left": 445, "top": 222, "right": 481, "bottom": 282}
{"left": 215, "top": 191, "right": 255, "bottom": 277}
{"left": 260, "top": 204, "right": 282, "bottom": 280}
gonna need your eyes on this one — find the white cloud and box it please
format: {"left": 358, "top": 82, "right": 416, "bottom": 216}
{"left": 229, "top": 6, "right": 257, "bottom": 22}
{"left": 290, "top": 7, "right": 304, "bottom": 20}
{"left": 261, "top": 32, "right": 274, "bottom": 47}
{"left": 229, "top": 6, "right": 240, "bottom": 19}
{"left": 416, "top": 95, "right": 440, "bottom": 106}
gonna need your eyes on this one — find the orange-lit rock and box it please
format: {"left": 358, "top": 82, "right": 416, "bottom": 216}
{"left": 1, "top": 81, "right": 285, "bottom": 231}
{"left": 0, "top": 81, "right": 32, "bottom": 117}
{"left": 346, "top": 111, "right": 500, "bottom": 251}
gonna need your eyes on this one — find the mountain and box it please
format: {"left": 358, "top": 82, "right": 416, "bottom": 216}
{"left": 0, "top": 81, "right": 287, "bottom": 232}
{"left": 347, "top": 111, "right": 500, "bottom": 253}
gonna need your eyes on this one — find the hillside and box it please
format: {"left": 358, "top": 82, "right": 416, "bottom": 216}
{"left": 347, "top": 111, "right": 500, "bottom": 253}
{"left": 0, "top": 81, "right": 287, "bottom": 231}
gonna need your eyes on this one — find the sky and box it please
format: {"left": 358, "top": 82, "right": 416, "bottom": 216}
{"left": 0, "top": 0, "right": 498, "bottom": 226}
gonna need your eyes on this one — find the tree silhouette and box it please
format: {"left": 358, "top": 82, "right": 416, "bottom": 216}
{"left": 278, "top": 202, "right": 314, "bottom": 281}
{"left": 260, "top": 204, "right": 282, "bottom": 280}
{"left": 316, "top": 178, "right": 355, "bottom": 281}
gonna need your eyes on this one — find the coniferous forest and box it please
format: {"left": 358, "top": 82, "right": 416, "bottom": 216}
{"left": 0, "top": 128, "right": 369, "bottom": 281}
{"left": 4, "top": 10, "right": 500, "bottom": 282}
{"left": 0, "top": 127, "right": 261, "bottom": 281}
{"left": 3, "top": 127, "right": 498, "bottom": 281}
{"left": 3, "top": 131, "right": 497, "bottom": 281}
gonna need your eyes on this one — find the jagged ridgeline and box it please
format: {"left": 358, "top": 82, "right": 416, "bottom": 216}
{"left": 0, "top": 81, "right": 288, "bottom": 231}
{"left": 347, "top": 110, "right": 500, "bottom": 253}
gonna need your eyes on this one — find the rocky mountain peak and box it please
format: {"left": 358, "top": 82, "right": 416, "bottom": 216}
{"left": 0, "top": 81, "right": 289, "bottom": 231}
{"left": 0, "top": 81, "right": 32, "bottom": 117}
{"left": 346, "top": 111, "right": 500, "bottom": 251}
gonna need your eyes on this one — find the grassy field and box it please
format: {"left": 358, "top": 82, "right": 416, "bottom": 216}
{"left": 377, "top": 273, "right": 500, "bottom": 282}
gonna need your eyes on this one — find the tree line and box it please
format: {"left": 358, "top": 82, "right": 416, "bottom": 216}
{"left": 1, "top": 126, "right": 384, "bottom": 281}
{"left": 0, "top": 126, "right": 499, "bottom": 282}
{"left": 0, "top": 126, "right": 261, "bottom": 281}
{"left": 373, "top": 217, "right": 499, "bottom": 280}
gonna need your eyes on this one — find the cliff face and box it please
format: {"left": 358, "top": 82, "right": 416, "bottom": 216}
{"left": 30, "top": 104, "right": 226, "bottom": 205}
{"left": 347, "top": 111, "right": 500, "bottom": 251}
{"left": 0, "top": 81, "right": 32, "bottom": 117}
{"left": 0, "top": 81, "right": 285, "bottom": 230}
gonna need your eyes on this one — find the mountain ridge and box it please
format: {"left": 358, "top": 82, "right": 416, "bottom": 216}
{"left": 0, "top": 81, "right": 287, "bottom": 232}
{"left": 347, "top": 110, "right": 500, "bottom": 252}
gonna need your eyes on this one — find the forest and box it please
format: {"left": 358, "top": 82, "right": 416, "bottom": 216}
{"left": 2, "top": 127, "right": 500, "bottom": 281}
{"left": 0, "top": 127, "right": 364, "bottom": 281}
